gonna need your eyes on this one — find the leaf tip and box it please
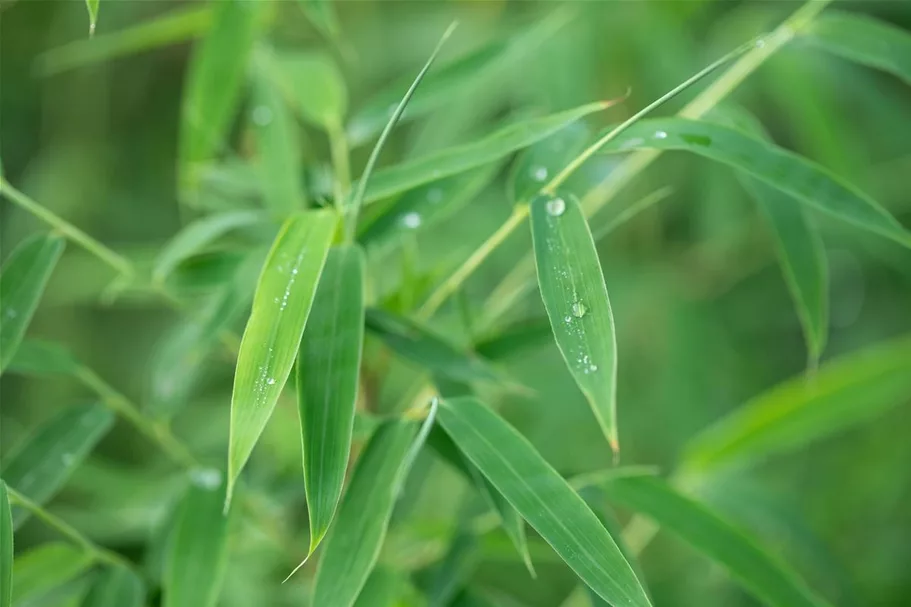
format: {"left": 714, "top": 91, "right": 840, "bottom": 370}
{"left": 282, "top": 553, "right": 311, "bottom": 584}
{"left": 599, "top": 86, "right": 632, "bottom": 111}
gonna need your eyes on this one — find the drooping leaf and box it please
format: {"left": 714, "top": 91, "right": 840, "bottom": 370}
{"left": 0, "top": 481, "right": 11, "bottom": 607}
{"left": 6, "top": 339, "right": 81, "bottom": 378}
{"left": 82, "top": 564, "right": 145, "bottom": 607}
{"left": 178, "top": 0, "right": 261, "bottom": 198}
{"left": 10, "top": 543, "right": 92, "bottom": 606}
{"left": 743, "top": 178, "right": 829, "bottom": 363}
{"left": 600, "top": 475, "right": 830, "bottom": 607}
{"left": 297, "top": 245, "right": 365, "bottom": 555}
{"left": 0, "top": 233, "right": 65, "bottom": 373}
{"left": 805, "top": 11, "right": 911, "bottom": 85}
{"left": 37, "top": 5, "right": 212, "bottom": 75}
{"left": 438, "top": 397, "right": 651, "bottom": 607}
{"left": 365, "top": 308, "right": 503, "bottom": 386}
{"left": 226, "top": 211, "right": 337, "bottom": 506}
{"left": 310, "top": 420, "right": 417, "bottom": 607}
{"left": 85, "top": 0, "right": 99, "bottom": 35}
{"left": 250, "top": 74, "right": 307, "bottom": 215}
{"left": 264, "top": 50, "right": 347, "bottom": 131}
{"left": 2, "top": 404, "right": 114, "bottom": 528}
{"left": 599, "top": 118, "right": 911, "bottom": 248}
{"left": 163, "top": 473, "right": 230, "bottom": 607}
{"left": 683, "top": 335, "right": 911, "bottom": 473}
{"left": 354, "top": 103, "right": 609, "bottom": 206}
{"left": 152, "top": 210, "right": 264, "bottom": 284}
{"left": 530, "top": 193, "right": 619, "bottom": 453}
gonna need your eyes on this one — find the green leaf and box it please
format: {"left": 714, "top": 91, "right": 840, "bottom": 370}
{"left": 437, "top": 397, "right": 651, "bottom": 607}
{"left": 6, "top": 339, "right": 80, "bottom": 378}
{"left": 354, "top": 103, "right": 608, "bottom": 206}
{"left": 805, "top": 11, "right": 911, "bottom": 85}
{"left": 600, "top": 475, "right": 830, "bottom": 607}
{"left": 743, "top": 178, "right": 828, "bottom": 363}
{"left": 0, "top": 481, "right": 11, "bottom": 607}
{"left": 178, "top": 0, "right": 261, "bottom": 197}
{"left": 365, "top": 308, "right": 502, "bottom": 386}
{"left": 37, "top": 5, "right": 212, "bottom": 76}
{"left": 0, "top": 233, "right": 65, "bottom": 373}
{"left": 530, "top": 193, "right": 619, "bottom": 453}
{"left": 599, "top": 118, "right": 911, "bottom": 248}
{"left": 683, "top": 335, "right": 911, "bottom": 473}
{"left": 152, "top": 210, "right": 264, "bottom": 284}
{"left": 85, "top": 0, "right": 99, "bottom": 35}
{"left": 251, "top": 74, "right": 307, "bottom": 215}
{"left": 296, "top": 0, "right": 341, "bottom": 44}
{"left": 297, "top": 245, "right": 365, "bottom": 555}
{"left": 10, "top": 543, "right": 92, "bottom": 606}
{"left": 310, "top": 420, "right": 417, "bottom": 607}
{"left": 226, "top": 210, "right": 337, "bottom": 506}
{"left": 164, "top": 473, "right": 230, "bottom": 607}
{"left": 474, "top": 318, "right": 553, "bottom": 361}
{"left": 82, "top": 565, "right": 145, "bottom": 607}
{"left": 416, "top": 531, "right": 479, "bottom": 607}
{"left": 264, "top": 50, "right": 347, "bottom": 131}
{"left": 510, "top": 121, "right": 590, "bottom": 204}
{"left": 2, "top": 404, "right": 114, "bottom": 528}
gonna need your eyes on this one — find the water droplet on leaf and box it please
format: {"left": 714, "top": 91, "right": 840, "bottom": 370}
{"left": 654, "top": 130, "right": 667, "bottom": 139}
{"left": 572, "top": 301, "right": 587, "bottom": 318}
{"left": 531, "top": 165, "right": 548, "bottom": 182}
{"left": 546, "top": 197, "right": 566, "bottom": 217}
{"left": 401, "top": 212, "right": 422, "bottom": 229}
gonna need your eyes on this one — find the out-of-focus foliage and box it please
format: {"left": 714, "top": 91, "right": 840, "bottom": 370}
{"left": 2, "top": 1, "right": 910, "bottom": 606}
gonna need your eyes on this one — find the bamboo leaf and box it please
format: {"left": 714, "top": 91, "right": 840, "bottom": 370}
{"left": 251, "top": 74, "right": 307, "bottom": 214}
{"left": 354, "top": 103, "right": 609, "bottom": 206}
{"left": 2, "top": 404, "right": 114, "bottom": 529}
{"left": 226, "top": 210, "right": 337, "bottom": 506}
{"left": 178, "top": 0, "right": 261, "bottom": 198}
{"left": 297, "top": 245, "right": 365, "bottom": 555}
{"left": 6, "top": 339, "right": 80, "bottom": 378}
{"left": 510, "top": 122, "right": 590, "bottom": 204}
{"left": 365, "top": 308, "right": 502, "bottom": 386}
{"left": 805, "top": 11, "right": 911, "bottom": 85}
{"left": 600, "top": 475, "right": 830, "bottom": 607}
{"left": 437, "top": 397, "right": 651, "bottom": 607}
{"left": 264, "top": 51, "right": 347, "bottom": 131}
{"left": 152, "top": 210, "right": 264, "bottom": 284}
{"left": 684, "top": 335, "right": 911, "bottom": 473}
{"left": 310, "top": 420, "right": 417, "bottom": 607}
{"left": 82, "top": 565, "right": 145, "bottom": 607}
{"left": 0, "top": 233, "right": 65, "bottom": 373}
{"left": 599, "top": 118, "right": 911, "bottom": 248}
{"left": 163, "top": 473, "right": 230, "bottom": 607}
{"left": 0, "top": 481, "right": 11, "bottom": 607}
{"left": 296, "top": 0, "right": 341, "bottom": 44}
{"left": 37, "top": 5, "right": 212, "bottom": 76}
{"left": 10, "top": 543, "right": 92, "bottom": 606}
{"left": 85, "top": 0, "right": 99, "bottom": 36}
{"left": 530, "top": 193, "right": 619, "bottom": 453}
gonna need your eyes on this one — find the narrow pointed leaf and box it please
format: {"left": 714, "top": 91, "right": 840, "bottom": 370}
{"left": 10, "top": 543, "right": 92, "bottom": 606}
{"left": 599, "top": 118, "right": 911, "bottom": 247}
{"left": 82, "top": 565, "right": 145, "bottom": 607}
{"left": 311, "top": 420, "right": 417, "bottom": 607}
{"left": 805, "top": 12, "right": 911, "bottom": 85}
{"left": 365, "top": 308, "right": 502, "bottom": 386}
{"left": 0, "top": 233, "right": 65, "bottom": 373}
{"left": 178, "top": 0, "right": 261, "bottom": 197}
{"left": 600, "top": 475, "right": 830, "bottom": 607}
{"left": 85, "top": 0, "right": 99, "bottom": 35}
{"left": 355, "top": 103, "right": 608, "bottom": 206}
{"left": 684, "top": 335, "right": 911, "bottom": 473}
{"left": 152, "top": 210, "right": 264, "bottom": 283}
{"left": 438, "top": 397, "right": 651, "bottom": 607}
{"left": 264, "top": 51, "right": 347, "bottom": 131}
{"left": 251, "top": 74, "right": 307, "bottom": 214}
{"left": 164, "top": 474, "right": 230, "bottom": 607}
{"left": 2, "top": 404, "right": 114, "bottom": 528}
{"left": 297, "top": 245, "right": 365, "bottom": 555}
{"left": 227, "top": 211, "right": 337, "bottom": 505}
{"left": 744, "top": 178, "right": 828, "bottom": 362}
{"left": 0, "top": 481, "right": 11, "bottom": 607}
{"left": 530, "top": 193, "right": 619, "bottom": 453}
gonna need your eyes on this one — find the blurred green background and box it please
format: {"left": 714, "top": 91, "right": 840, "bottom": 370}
{"left": 2, "top": 1, "right": 911, "bottom": 606}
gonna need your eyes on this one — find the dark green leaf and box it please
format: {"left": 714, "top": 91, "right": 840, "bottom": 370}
{"left": 530, "top": 193, "right": 619, "bottom": 453}
{"left": 438, "top": 397, "right": 651, "bottom": 607}
{"left": 6, "top": 339, "right": 81, "bottom": 378}
{"left": 0, "top": 481, "right": 11, "bottom": 607}
{"left": 82, "top": 565, "right": 145, "bottom": 607}
{"left": 0, "top": 233, "right": 65, "bottom": 373}
{"left": 297, "top": 246, "right": 365, "bottom": 555}
{"left": 2, "top": 404, "right": 114, "bottom": 528}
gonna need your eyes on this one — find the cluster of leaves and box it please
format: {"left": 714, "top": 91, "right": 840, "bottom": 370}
{"left": 2, "top": 1, "right": 910, "bottom": 606}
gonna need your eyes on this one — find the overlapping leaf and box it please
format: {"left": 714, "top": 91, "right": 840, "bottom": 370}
{"left": 10, "top": 543, "right": 92, "bottom": 606}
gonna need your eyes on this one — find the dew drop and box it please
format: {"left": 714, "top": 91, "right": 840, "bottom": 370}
{"left": 564, "top": 315, "right": 572, "bottom": 323}
{"left": 401, "top": 212, "right": 422, "bottom": 229}
{"left": 266, "top": 377, "right": 276, "bottom": 385}
{"left": 620, "top": 137, "right": 645, "bottom": 150}
{"left": 191, "top": 468, "right": 222, "bottom": 490}
{"left": 654, "top": 130, "right": 667, "bottom": 139}
{"left": 252, "top": 105, "right": 273, "bottom": 126}
{"left": 572, "top": 301, "right": 587, "bottom": 318}
{"left": 531, "top": 165, "right": 548, "bottom": 182}
{"left": 755, "top": 37, "right": 766, "bottom": 49}
{"left": 546, "top": 197, "right": 566, "bottom": 217}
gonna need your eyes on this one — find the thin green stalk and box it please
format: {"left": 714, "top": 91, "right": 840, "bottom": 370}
{"left": 7, "top": 486, "right": 135, "bottom": 571}
{"left": 327, "top": 118, "right": 352, "bottom": 211}
{"left": 0, "top": 176, "right": 134, "bottom": 277}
